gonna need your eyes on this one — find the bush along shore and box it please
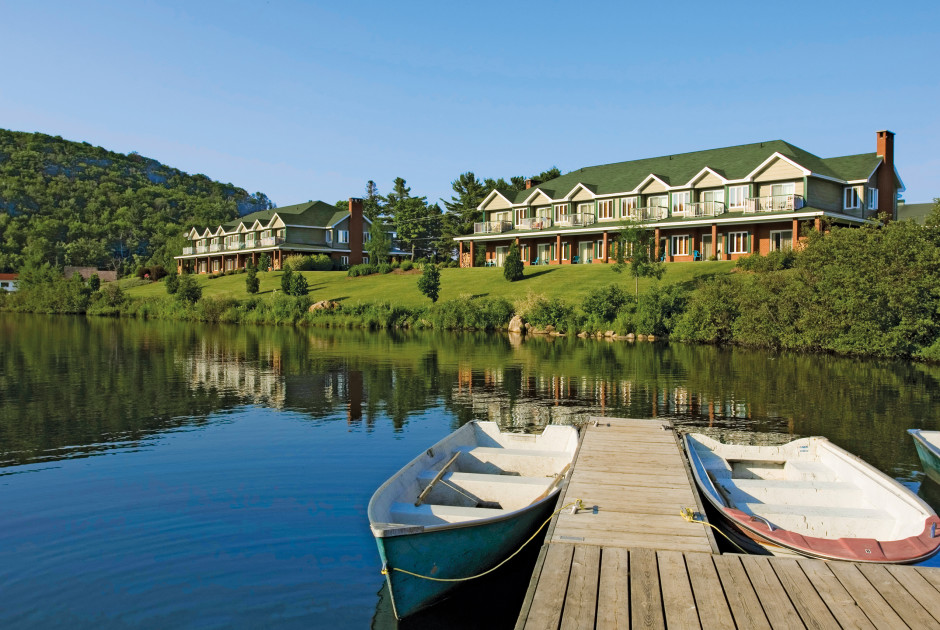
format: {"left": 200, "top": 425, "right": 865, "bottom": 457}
{"left": 3, "top": 214, "right": 940, "bottom": 361}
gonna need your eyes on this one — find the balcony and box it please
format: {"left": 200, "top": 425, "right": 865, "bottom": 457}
{"left": 744, "top": 194, "right": 805, "bottom": 213}
{"left": 683, "top": 201, "right": 726, "bottom": 217}
{"left": 226, "top": 242, "right": 246, "bottom": 251}
{"left": 182, "top": 246, "right": 195, "bottom": 255}
{"left": 260, "top": 236, "right": 285, "bottom": 247}
{"left": 474, "top": 221, "right": 512, "bottom": 234}
{"left": 555, "top": 213, "right": 596, "bottom": 227}
{"left": 625, "top": 206, "right": 668, "bottom": 221}
{"left": 196, "top": 245, "right": 208, "bottom": 254}
{"left": 209, "top": 243, "right": 222, "bottom": 253}
{"left": 245, "top": 240, "right": 256, "bottom": 249}
{"left": 516, "top": 217, "right": 553, "bottom": 230}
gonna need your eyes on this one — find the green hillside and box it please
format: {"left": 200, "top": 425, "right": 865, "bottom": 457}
{"left": 0, "top": 129, "right": 273, "bottom": 273}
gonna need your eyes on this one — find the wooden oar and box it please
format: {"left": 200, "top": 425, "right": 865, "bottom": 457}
{"left": 414, "top": 451, "right": 461, "bottom": 507}
{"left": 531, "top": 462, "right": 572, "bottom": 504}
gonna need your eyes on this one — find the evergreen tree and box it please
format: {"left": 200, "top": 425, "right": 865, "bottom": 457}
{"left": 164, "top": 270, "right": 179, "bottom": 295}
{"left": 245, "top": 265, "right": 259, "bottom": 294}
{"left": 257, "top": 253, "right": 271, "bottom": 271}
{"left": 364, "top": 180, "right": 383, "bottom": 221}
{"left": 88, "top": 273, "right": 101, "bottom": 292}
{"left": 365, "top": 219, "right": 392, "bottom": 264}
{"left": 288, "top": 272, "right": 308, "bottom": 296}
{"left": 417, "top": 263, "right": 441, "bottom": 302}
{"left": 443, "top": 172, "right": 487, "bottom": 236}
{"left": 503, "top": 243, "right": 524, "bottom": 281}
{"left": 280, "top": 267, "right": 293, "bottom": 293}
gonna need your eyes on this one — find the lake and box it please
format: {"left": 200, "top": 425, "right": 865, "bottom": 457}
{"left": 1, "top": 314, "right": 939, "bottom": 628}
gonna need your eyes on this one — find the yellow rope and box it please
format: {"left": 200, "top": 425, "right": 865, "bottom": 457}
{"left": 680, "top": 507, "right": 748, "bottom": 554}
{"left": 381, "top": 499, "right": 585, "bottom": 583}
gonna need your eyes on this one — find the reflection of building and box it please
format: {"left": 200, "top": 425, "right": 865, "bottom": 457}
{"left": 178, "top": 347, "right": 286, "bottom": 408}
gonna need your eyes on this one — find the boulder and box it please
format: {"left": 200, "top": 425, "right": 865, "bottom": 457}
{"left": 647, "top": 334, "right": 657, "bottom": 342}
{"left": 544, "top": 324, "right": 555, "bottom": 333}
{"left": 508, "top": 315, "right": 525, "bottom": 334}
{"left": 309, "top": 300, "right": 339, "bottom": 311}
{"left": 605, "top": 330, "right": 615, "bottom": 337}
{"left": 626, "top": 333, "right": 636, "bottom": 341}
{"left": 637, "top": 334, "right": 647, "bottom": 341}
{"left": 577, "top": 331, "right": 589, "bottom": 338}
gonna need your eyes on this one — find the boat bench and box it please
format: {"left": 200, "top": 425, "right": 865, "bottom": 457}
{"left": 453, "top": 446, "right": 570, "bottom": 477}
{"left": 417, "top": 470, "right": 554, "bottom": 488}
{"left": 389, "top": 502, "right": 511, "bottom": 526}
{"left": 742, "top": 502, "right": 889, "bottom": 525}
{"left": 725, "top": 479, "right": 859, "bottom": 507}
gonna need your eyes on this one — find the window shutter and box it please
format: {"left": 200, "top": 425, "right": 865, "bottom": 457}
{"left": 746, "top": 233, "right": 751, "bottom": 253}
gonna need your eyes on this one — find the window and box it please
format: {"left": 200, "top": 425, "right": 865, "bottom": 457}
{"left": 550, "top": 242, "right": 557, "bottom": 261}
{"left": 362, "top": 256, "right": 369, "bottom": 264}
{"left": 769, "top": 230, "right": 792, "bottom": 252}
{"left": 363, "top": 231, "right": 371, "bottom": 243}
{"left": 671, "top": 235, "right": 690, "bottom": 256}
{"left": 867, "top": 188, "right": 879, "bottom": 210}
{"left": 326, "top": 231, "right": 332, "bottom": 243}
{"left": 647, "top": 195, "right": 667, "bottom": 208}
{"left": 597, "top": 199, "right": 614, "bottom": 219}
{"left": 844, "top": 186, "right": 860, "bottom": 209}
{"left": 729, "top": 232, "right": 749, "bottom": 254}
{"left": 338, "top": 230, "right": 349, "bottom": 243}
{"left": 728, "top": 185, "right": 748, "bottom": 208}
{"left": 594, "top": 240, "right": 605, "bottom": 258}
{"left": 771, "top": 182, "right": 795, "bottom": 198}
{"left": 340, "top": 255, "right": 349, "bottom": 265}
{"left": 554, "top": 203, "right": 568, "bottom": 221}
{"left": 577, "top": 202, "right": 594, "bottom": 216}
{"left": 671, "top": 191, "right": 691, "bottom": 215}
{"left": 562, "top": 242, "right": 570, "bottom": 261}
{"left": 620, "top": 196, "right": 638, "bottom": 217}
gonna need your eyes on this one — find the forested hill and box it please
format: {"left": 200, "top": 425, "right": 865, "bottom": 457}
{"left": 0, "top": 129, "right": 274, "bottom": 273}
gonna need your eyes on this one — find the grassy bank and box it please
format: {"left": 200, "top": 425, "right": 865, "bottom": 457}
{"left": 121, "top": 262, "right": 734, "bottom": 307}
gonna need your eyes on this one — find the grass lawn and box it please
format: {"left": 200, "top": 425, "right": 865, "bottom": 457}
{"left": 123, "top": 262, "right": 735, "bottom": 308}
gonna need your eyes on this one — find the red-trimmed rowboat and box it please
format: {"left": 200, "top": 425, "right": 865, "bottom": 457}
{"left": 684, "top": 433, "right": 940, "bottom": 564}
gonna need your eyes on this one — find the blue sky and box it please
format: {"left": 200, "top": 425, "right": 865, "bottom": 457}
{"left": 2, "top": 0, "right": 938, "bottom": 208}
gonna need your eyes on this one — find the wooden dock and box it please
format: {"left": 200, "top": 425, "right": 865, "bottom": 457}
{"left": 516, "top": 417, "right": 940, "bottom": 629}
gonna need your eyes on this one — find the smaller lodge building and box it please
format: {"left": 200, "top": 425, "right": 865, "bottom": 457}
{"left": 455, "top": 131, "right": 903, "bottom": 266}
{"left": 176, "top": 198, "right": 402, "bottom": 274}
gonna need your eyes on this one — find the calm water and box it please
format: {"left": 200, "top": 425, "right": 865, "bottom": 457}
{"left": 1, "top": 314, "right": 939, "bottom": 628}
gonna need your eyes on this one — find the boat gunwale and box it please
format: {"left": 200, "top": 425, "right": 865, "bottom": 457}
{"left": 910, "top": 429, "right": 940, "bottom": 458}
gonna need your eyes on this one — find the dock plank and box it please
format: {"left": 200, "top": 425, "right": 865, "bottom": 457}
{"left": 713, "top": 554, "right": 771, "bottom": 629}
{"left": 657, "top": 551, "right": 700, "bottom": 629}
{"left": 798, "top": 559, "right": 876, "bottom": 630}
{"left": 684, "top": 553, "right": 735, "bottom": 630}
{"left": 560, "top": 544, "right": 600, "bottom": 630}
{"left": 767, "top": 558, "right": 839, "bottom": 630}
{"left": 888, "top": 565, "right": 940, "bottom": 623}
{"left": 739, "top": 555, "right": 805, "bottom": 629}
{"left": 596, "top": 547, "right": 629, "bottom": 630}
{"left": 523, "top": 543, "right": 573, "bottom": 630}
{"left": 827, "top": 562, "right": 908, "bottom": 629}
{"left": 855, "top": 563, "right": 937, "bottom": 629}
{"left": 630, "top": 547, "right": 665, "bottom": 630}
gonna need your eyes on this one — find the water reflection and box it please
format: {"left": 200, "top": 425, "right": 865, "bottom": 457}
{"left": 3, "top": 314, "right": 940, "bottom": 480}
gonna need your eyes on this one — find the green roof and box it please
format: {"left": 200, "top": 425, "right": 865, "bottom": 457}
{"left": 222, "top": 201, "right": 344, "bottom": 229}
{"left": 503, "top": 141, "right": 883, "bottom": 204}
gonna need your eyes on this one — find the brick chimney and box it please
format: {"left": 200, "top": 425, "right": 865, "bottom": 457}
{"left": 525, "top": 178, "right": 534, "bottom": 189}
{"left": 875, "top": 130, "right": 896, "bottom": 220}
{"left": 348, "top": 197, "right": 364, "bottom": 265}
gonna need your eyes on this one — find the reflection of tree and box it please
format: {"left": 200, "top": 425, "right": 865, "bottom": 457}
{"left": 3, "top": 315, "right": 939, "bottom": 477}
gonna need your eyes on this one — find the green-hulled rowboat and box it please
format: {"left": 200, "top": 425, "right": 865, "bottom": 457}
{"left": 910, "top": 429, "right": 940, "bottom": 485}
{"left": 367, "top": 421, "right": 579, "bottom": 619}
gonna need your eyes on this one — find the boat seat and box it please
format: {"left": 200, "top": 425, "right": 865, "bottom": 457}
{"left": 454, "top": 446, "right": 570, "bottom": 477}
{"left": 730, "top": 479, "right": 849, "bottom": 490}
{"left": 742, "top": 502, "right": 887, "bottom": 520}
{"left": 389, "top": 502, "right": 511, "bottom": 526}
{"left": 417, "top": 470, "right": 554, "bottom": 488}
{"left": 723, "top": 480, "right": 861, "bottom": 508}
{"left": 784, "top": 460, "right": 839, "bottom": 481}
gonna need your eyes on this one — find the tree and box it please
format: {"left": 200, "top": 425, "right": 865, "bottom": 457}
{"left": 175, "top": 274, "right": 201, "bottom": 303}
{"left": 88, "top": 273, "right": 101, "bottom": 292}
{"left": 926, "top": 197, "right": 940, "bottom": 228}
{"left": 165, "top": 269, "right": 179, "bottom": 294}
{"left": 443, "top": 172, "right": 487, "bottom": 236}
{"left": 245, "top": 265, "right": 259, "bottom": 294}
{"left": 288, "top": 272, "right": 308, "bottom": 296}
{"left": 503, "top": 243, "right": 524, "bottom": 281}
{"left": 280, "top": 267, "right": 293, "bottom": 293}
{"left": 613, "top": 224, "right": 665, "bottom": 299}
{"left": 364, "top": 180, "right": 383, "bottom": 221}
{"left": 365, "top": 219, "right": 392, "bottom": 265}
{"left": 257, "top": 253, "right": 271, "bottom": 271}
{"left": 417, "top": 263, "right": 441, "bottom": 302}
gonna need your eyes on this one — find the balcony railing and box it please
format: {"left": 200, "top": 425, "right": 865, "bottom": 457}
{"left": 226, "top": 242, "right": 246, "bottom": 251}
{"left": 209, "top": 243, "right": 222, "bottom": 253}
{"left": 683, "top": 201, "right": 727, "bottom": 217}
{"left": 260, "top": 236, "right": 285, "bottom": 247}
{"left": 474, "top": 221, "right": 512, "bottom": 234}
{"left": 182, "top": 246, "right": 195, "bottom": 255}
{"left": 516, "top": 217, "right": 553, "bottom": 230}
{"left": 555, "top": 213, "right": 596, "bottom": 227}
{"left": 625, "top": 206, "right": 668, "bottom": 221}
{"left": 744, "top": 194, "right": 805, "bottom": 213}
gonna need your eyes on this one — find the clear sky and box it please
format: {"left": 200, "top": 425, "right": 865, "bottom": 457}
{"left": 2, "top": 0, "right": 938, "bottom": 208}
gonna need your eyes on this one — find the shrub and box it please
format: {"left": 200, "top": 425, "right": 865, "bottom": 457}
{"left": 245, "top": 266, "right": 259, "bottom": 294}
{"left": 288, "top": 272, "right": 308, "bottom": 296}
{"left": 88, "top": 273, "right": 101, "bottom": 292}
{"left": 257, "top": 253, "right": 272, "bottom": 272}
{"left": 525, "top": 296, "right": 574, "bottom": 331}
{"left": 503, "top": 243, "right": 524, "bottom": 281}
{"left": 99, "top": 282, "right": 125, "bottom": 307}
{"left": 377, "top": 263, "right": 393, "bottom": 274}
{"left": 176, "top": 274, "right": 202, "bottom": 304}
{"left": 149, "top": 265, "right": 167, "bottom": 281}
{"left": 417, "top": 264, "right": 441, "bottom": 302}
{"left": 347, "top": 264, "right": 376, "bottom": 277}
{"left": 672, "top": 276, "right": 738, "bottom": 343}
{"left": 283, "top": 254, "right": 316, "bottom": 271}
{"left": 311, "top": 254, "right": 333, "bottom": 271}
{"left": 280, "top": 267, "right": 294, "bottom": 293}
{"left": 165, "top": 271, "right": 180, "bottom": 295}
{"left": 401, "top": 260, "right": 414, "bottom": 272}
{"left": 634, "top": 284, "right": 687, "bottom": 337}
{"left": 582, "top": 284, "right": 628, "bottom": 322}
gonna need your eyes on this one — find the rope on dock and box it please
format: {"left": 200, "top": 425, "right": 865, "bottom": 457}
{"left": 381, "top": 499, "right": 585, "bottom": 583}
{"left": 680, "top": 507, "right": 747, "bottom": 553}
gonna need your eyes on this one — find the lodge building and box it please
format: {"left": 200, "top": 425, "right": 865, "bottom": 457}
{"left": 454, "top": 131, "right": 903, "bottom": 266}
{"left": 176, "top": 198, "right": 393, "bottom": 274}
